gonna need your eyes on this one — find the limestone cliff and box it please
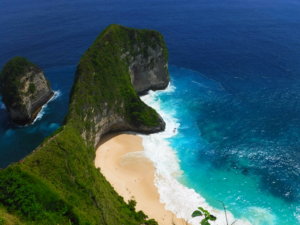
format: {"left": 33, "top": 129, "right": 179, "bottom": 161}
{"left": 68, "top": 24, "right": 169, "bottom": 146}
{"left": 0, "top": 57, "right": 54, "bottom": 125}
{"left": 123, "top": 27, "right": 169, "bottom": 94}
{"left": 0, "top": 25, "right": 170, "bottom": 225}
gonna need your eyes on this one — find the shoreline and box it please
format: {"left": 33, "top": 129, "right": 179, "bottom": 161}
{"left": 95, "top": 133, "right": 187, "bottom": 225}
{"left": 95, "top": 87, "right": 250, "bottom": 225}
{"left": 138, "top": 89, "right": 250, "bottom": 225}
{"left": 31, "top": 90, "right": 61, "bottom": 124}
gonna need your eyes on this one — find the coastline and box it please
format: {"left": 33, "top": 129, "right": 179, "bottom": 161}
{"left": 95, "top": 133, "right": 187, "bottom": 225}
{"left": 32, "top": 90, "right": 61, "bottom": 124}
{"left": 138, "top": 88, "right": 251, "bottom": 225}
{"left": 95, "top": 86, "right": 251, "bottom": 225}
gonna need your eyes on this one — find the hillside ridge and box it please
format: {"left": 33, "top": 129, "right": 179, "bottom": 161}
{"left": 0, "top": 24, "right": 169, "bottom": 225}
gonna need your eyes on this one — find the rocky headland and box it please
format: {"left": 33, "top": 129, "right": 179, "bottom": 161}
{"left": 68, "top": 24, "right": 169, "bottom": 146}
{"left": 0, "top": 24, "right": 169, "bottom": 225}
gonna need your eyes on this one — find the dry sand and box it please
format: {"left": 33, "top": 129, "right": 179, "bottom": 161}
{"left": 95, "top": 133, "right": 187, "bottom": 225}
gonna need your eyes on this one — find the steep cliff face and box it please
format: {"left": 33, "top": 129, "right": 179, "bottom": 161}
{"left": 123, "top": 29, "right": 169, "bottom": 94}
{"left": 0, "top": 25, "right": 169, "bottom": 225}
{"left": 0, "top": 57, "right": 53, "bottom": 125}
{"left": 68, "top": 24, "right": 169, "bottom": 146}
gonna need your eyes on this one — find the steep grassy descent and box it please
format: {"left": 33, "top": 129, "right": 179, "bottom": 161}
{"left": 0, "top": 24, "right": 168, "bottom": 225}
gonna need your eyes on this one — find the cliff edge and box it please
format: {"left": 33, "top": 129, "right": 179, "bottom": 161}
{"left": 0, "top": 57, "right": 54, "bottom": 125}
{"left": 0, "top": 25, "right": 169, "bottom": 225}
{"left": 68, "top": 24, "right": 169, "bottom": 146}
{"left": 123, "top": 26, "right": 169, "bottom": 94}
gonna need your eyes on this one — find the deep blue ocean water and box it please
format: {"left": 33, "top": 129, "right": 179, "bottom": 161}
{"left": 1, "top": 0, "right": 300, "bottom": 224}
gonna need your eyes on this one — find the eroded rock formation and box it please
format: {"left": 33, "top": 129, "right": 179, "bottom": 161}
{"left": 68, "top": 24, "right": 170, "bottom": 146}
{"left": 0, "top": 57, "right": 53, "bottom": 125}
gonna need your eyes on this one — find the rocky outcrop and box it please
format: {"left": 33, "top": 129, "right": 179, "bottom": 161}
{"left": 122, "top": 32, "right": 169, "bottom": 94}
{"left": 68, "top": 24, "right": 169, "bottom": 146}
{"left": 0, "top": 25, "right": 170, "bottom": 225}
{"left": 0, "top": 57, "right": 53, "bottom": 125}
{"left": 128, "top": 50, "right": 169, "bottom": 94}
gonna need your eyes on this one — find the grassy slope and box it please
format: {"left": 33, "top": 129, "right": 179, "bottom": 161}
{"left": 0, "top": 206, "right": 22, "bottom": 225}
{"left": 0, "top": 25, "right": 168, "bottom": 225}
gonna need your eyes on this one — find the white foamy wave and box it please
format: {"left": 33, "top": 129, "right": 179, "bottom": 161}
{"left": 32, "top": 90, "right": 61, "bottom": 124}
{"left": 140, "top": 84, "right": 251, "bottom": 225}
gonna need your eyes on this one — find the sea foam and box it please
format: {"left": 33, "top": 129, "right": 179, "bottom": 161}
{"left": 32, "top": 90, "right": 61, "bottom": 124}
{"left": 140, "top": 84, "right": 251, "bottom": 225}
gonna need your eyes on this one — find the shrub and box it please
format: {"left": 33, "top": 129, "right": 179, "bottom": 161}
{"left": 28, "top": 83, "right": 36, "bottom": 94}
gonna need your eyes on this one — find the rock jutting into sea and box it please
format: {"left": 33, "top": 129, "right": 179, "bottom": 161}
{"left": 0, "top": 57, "right": 54, "bottom": 125}
{"left": 68, "top": 24, "right": 169, "bottom": 146}
{"left": 0, "top": 24, "right": 170, "bottom": 224}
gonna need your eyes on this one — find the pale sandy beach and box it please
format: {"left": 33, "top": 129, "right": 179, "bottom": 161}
{"left": 95, "top": 133, "right": 187, "bottom": 225}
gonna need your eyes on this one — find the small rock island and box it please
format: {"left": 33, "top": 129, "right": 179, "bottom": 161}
{"left": 0, "top": 57, "right": 54, "bottom": 125}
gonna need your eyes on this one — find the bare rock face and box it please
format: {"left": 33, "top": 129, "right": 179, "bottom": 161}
{"left": 126, "top": 43, "right": 169, "bottom": 95}
{"left": 0, "top": 57, "right": 53, "bottom": 125}
{"left": 117, "top": 27, "right": 169, "bottom": 95}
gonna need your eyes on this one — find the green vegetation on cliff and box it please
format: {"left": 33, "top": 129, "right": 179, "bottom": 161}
{"left": 0, "top": 24, "right": 168, "bottom": 224}
{"left": 0, "top": 57, "right": 36, "bottom": 80}
{"left": 0, "top": 127, "right": 155, "bottom": 224}
{"left": 0, "top": 56, "right": 53, "bottom": 125}
{"left": 0, "top": 57, "right": 38, "bottom": 104}
{"left": 68, "top": 24, "right": 167, "bottom": 143}
{"left": 0, "top": 206, "right": 22, "bottom": 225}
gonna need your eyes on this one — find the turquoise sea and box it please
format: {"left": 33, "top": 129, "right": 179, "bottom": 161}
{"left": 142, "top": 66, "right": 300, "bottom": 224}
{"left": 1, "top": 0, "right": 300, "bottom": 224}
